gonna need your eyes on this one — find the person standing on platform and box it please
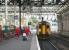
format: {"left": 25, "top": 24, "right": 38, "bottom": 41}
{"left": 24, "top": 26, "right": 31, "bottom": 39}
{"left": 15, "top": 27, "right": 20, "bottom": 39}
{"left": 0, "top": 25, "right": 3, "bottom": 42}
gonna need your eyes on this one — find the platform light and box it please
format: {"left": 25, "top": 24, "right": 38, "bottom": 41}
{"left": 61, "top": 0, "right": 65, "bottom": 2}
{"left": 61, "top": 0, "right": 65, "bottom": 3}
{"left": 48, "top": 0, "right": 53, "bottom": 3}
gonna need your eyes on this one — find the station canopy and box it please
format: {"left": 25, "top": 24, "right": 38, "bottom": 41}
{"left": 0, "top": 0, "right": 69, "bottom": 13}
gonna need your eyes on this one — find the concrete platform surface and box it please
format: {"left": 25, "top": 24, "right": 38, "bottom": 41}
{"left": 0, "top": 36, "right": 32, "bottom": 50}
{"left": 0, "top": 34, "right": 40, "bottom": 50}
{"left": 30, "top": 34, "right": 40, "bottom": 50}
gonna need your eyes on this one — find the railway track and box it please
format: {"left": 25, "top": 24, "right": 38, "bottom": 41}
{"left": 49, "top": 36, "right": 69, "bottom": 50}
{"left": 38, "top": 34, "right": 69, "bottom": 50}
{"left": 38, "top": 39, "right": 59, "bottom": 50}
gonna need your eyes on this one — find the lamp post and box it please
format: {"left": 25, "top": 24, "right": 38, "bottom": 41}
{"left": 19, "top": 0, "right": 21, "bottom": 34}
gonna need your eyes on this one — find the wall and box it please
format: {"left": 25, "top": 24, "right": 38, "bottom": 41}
{"left": 57, "top": 11, "right": 69, "bottom": 36}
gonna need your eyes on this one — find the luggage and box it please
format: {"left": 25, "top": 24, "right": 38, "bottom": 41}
{"left": 22, "top": 33, "right": 27, "bottom": 41}
{"left": 22, "top": 36, "right": 27, "bottom": 40}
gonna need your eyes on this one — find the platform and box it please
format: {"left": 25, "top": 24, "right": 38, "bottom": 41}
{"left": 30, "top": 34, "right": 40, "bottom": 50}
{"left": 0, "top": 34, "right": 40, "bottom": 50}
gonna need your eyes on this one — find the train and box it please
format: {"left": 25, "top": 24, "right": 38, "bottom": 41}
{"left": 37, "top": 17, "right": 50, "bottom": 39}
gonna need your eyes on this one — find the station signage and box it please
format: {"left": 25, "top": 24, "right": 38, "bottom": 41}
{"left": 14, "top": 15, "right": 18, "bottom": 20}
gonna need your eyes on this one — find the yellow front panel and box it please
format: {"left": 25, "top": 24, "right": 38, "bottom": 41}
{"left": 42, "top": 25, "right": 46, "bottom": 34}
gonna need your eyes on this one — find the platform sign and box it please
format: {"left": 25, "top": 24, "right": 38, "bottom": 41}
{"left": 14, "top": 15, "right": 18, "bottom": 20}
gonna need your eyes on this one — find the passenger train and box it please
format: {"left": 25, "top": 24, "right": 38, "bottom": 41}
{"left": 37, "top": 17, "right": 50, "bottom": 39}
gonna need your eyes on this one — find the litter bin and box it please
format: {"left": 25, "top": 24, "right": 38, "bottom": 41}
{"left": 3, "top": 26, "right": 10, "bottom": 39}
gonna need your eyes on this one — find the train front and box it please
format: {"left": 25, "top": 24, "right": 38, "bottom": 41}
{"left": 37, "top": 17, "right": 51, "bottom": 39}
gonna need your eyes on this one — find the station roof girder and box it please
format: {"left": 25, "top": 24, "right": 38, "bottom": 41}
{"left": 0, "top": 0, "right": 69, "bottom": 13}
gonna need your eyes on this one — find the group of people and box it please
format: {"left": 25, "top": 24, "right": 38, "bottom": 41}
{"left": 0, "top": 25, "right": 31, "bottom": 42}
{"left": 15, "top": 26, "right": 31, "bottom": 40}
